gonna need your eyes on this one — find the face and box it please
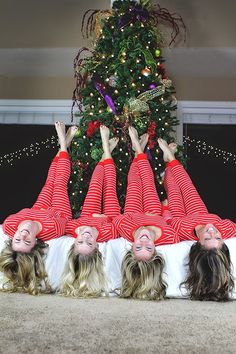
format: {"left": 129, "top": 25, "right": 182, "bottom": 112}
{"left": 12, "top": 221, "right": 37, "bottom": 253}
{"left": 74, "top": 226, "right": 98, "bottom": 255}
{"left": 196, "top": 224, "right": 223, "bottom": 250}
{"left": 133, "top": 227, "right": 155, "bottom": 261}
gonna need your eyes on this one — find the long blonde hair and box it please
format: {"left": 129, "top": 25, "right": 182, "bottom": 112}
{"left": 0, "top": 239, "right": 51, "bottom": 295}
{"left": 60, "top": 245, "right": 108, "bottom": 298}
{"left": 120, "top": 249, "right": 167, "bottom": 300}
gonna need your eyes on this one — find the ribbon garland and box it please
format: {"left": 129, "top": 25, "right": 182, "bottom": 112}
{"left": 94, "top": 81, "right": 117, "bottom": 114}
{"left": 118, "top": 3, "right": 150, "bottom": 29}
{"left": 126, "top": 78, "right": 173, "bottom": 114}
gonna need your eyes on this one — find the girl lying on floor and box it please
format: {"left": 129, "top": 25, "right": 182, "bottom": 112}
{"left": 60, "top": 125, "right": 120, "bottom": 298}
{"left": 0, "top": 122, "right": 77, "bottom": 295}
{"left": 112, "top": 127, "right": 179, "bottom": 301}
{"left": 158, "top": 138, "right": 235, "bottom": 301}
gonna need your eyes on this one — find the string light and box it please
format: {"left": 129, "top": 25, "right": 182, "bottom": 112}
{"left": 1, "top": 135, "right": 235, "bottom": 168}
{"left": 0, "top": 136, "right": 57, "bottom": 167}
{"left": 183, "top": 136, "right": 236, "bottom": 165}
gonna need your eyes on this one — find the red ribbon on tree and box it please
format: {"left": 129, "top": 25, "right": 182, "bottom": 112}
{"left": 148, "top": 121, "right": 157, "bottom": 149}
{"left": 86, "top": 121, "right": 101, "bottom": 137}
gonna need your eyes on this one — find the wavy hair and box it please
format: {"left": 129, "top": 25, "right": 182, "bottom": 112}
{"left": 0, "top": 239, "right": 51, "bottom": 295}
{"left": 120, "top": 249, "right": 167, "bottom": 300}
{"left": 181, "top": 242, "right": 234, "bottom": 301}
{"left": 60, "top": 245, "right": 108, "bottom": 298}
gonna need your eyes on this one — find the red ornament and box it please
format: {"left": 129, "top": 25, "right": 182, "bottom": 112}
{"left": 86, "top": 121, "right": 101, "bottom": 137}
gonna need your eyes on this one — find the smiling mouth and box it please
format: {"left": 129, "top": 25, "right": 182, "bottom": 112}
{"left": 82, "top": 231, "right": 92, "bottom": 237}
{"left": 20, "top": 229, "right": 30, "bottom": 235}
{"left": 140, "top": 234, "right": 150, "bottom": 240}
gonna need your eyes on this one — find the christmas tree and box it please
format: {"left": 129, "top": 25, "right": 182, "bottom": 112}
{"left": 69, "top": 0, "right": 185, "bottom": 216}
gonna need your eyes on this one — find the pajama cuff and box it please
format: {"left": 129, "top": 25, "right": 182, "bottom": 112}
{"left": 103, "top": 158, "right": 114, "bottom": 165}
{"left": 136, "top": 153, "right": 147, "bottom": 161}
{"left": 166, "top": 159, "right": 181, "bottom": 168}
{"left": 59, "top": 151, "right": 70, "bottom": 159}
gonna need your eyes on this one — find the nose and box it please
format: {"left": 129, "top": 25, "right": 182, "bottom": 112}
{"left": 139, "top": 239, "right": 150, "bottom": 247}
{"left": 82, "top": 233, "right": 91, "bottom": 240}
{"left": 20, "top": 230, "right": 28, "bottom": 238}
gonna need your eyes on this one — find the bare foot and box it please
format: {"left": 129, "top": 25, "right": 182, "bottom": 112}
{"left": 158, "top": 138, "right": 175, "bottom": 162}
{"left": 128, "top": 126, "right": 142, "bottom": 154}
{"left": 55, "top": 121, "right": 66, "bottom": 151}
{"left": 101, "top": 137, "right": 119, "bottom": 160}
{"left": 169, "top": 142, "right": 177, "bottom": 154}
{"left": 66, "top": 126, "right": 78, "bottom": 148}
{"left": 100, "top": 125, "right": 111, "bottom": 158}
{"left": 100, "top": 125, "right": 110, "bottom": 142}
{"left": 140, "top": 133, "right": 149, "bottom": 152}
{"left": 109, "top": 137, "right": 119, "bottom": 153}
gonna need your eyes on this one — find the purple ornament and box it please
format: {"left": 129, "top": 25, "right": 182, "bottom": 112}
{"left": 148, "top": 83, "right": 157, "bottom": 89}
{"left": 105, "top": 95, "right": 117, "bottom": 114}
{"left": 94, "top": 81, "right": 117, "bottom": 114}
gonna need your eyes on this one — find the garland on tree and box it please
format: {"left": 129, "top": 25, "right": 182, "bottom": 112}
{"left": 69, "top": 0, "right": 186, "bottom": 216}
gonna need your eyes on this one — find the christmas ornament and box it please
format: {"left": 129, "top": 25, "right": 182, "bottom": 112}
{"left": 72, "top": 128, "right": 81, "bottom": 137}
{"left": 155, "top": 48, "right": 161, "bottom": 57}
{"left": 94, "top": 81, "right": 117, "bottom": 114}
{"left": 86, "top": 121, "right": 100, "bottom": 137}
{"left": 148, "top": 83, "right": 157, "bottom": 89}
{"left": 108, "top": 75, "right": 117, "bottom": 87}
{"left": 91, "top": 147, "right": 103, "bottom": 161}
{"left": 141, "top": 66, "right": 151, "bottom": 76}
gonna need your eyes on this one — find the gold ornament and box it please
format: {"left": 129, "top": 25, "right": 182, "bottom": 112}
{"left": 141, "top": 66, "right": 151, "bottom": 76}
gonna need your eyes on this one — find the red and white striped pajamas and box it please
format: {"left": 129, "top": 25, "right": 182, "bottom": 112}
{"left": 3, "top": 151, "right": 72, "bottom": 241}
{"left": 164, "top": 160, "right": 236, "bottom": 241}
{"left": 65, "top": 159, "right": 120, "bottom": 242}
{"left": 113, "top": 153, "right": 179, "bottom": 245}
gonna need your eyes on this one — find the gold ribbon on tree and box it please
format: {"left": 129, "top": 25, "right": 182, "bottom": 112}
{"left": 126, "top": 78, "right": 173, "bottom": 114}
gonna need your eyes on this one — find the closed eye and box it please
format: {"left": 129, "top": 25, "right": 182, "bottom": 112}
{"left": 146, "top": 247, "right": 153, "bottom": 251}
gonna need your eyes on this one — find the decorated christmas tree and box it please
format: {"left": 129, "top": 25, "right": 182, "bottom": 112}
{"left": 69, "top": 0, "right": 185, "bottom": 216}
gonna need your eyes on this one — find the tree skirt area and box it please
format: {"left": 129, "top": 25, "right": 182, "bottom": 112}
{"left": 0, "top": 293, "right": 235, "bottom": 354}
